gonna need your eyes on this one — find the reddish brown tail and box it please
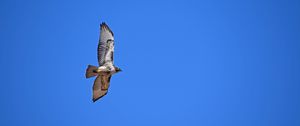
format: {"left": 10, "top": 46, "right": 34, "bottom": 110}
{"left": 86, "top": 65, "right": 98, "bottom": 78}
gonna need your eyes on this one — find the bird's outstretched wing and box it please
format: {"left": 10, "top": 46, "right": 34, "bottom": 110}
{"left": 92, "top": 74, "right": 112, "bottom": 102}
{"left": 98, "top": 22, "right": 114, "bottom": 66}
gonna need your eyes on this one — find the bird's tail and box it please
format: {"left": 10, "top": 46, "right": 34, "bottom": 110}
{"left": 86, "top": 65, "right": 98, "bottom": 78}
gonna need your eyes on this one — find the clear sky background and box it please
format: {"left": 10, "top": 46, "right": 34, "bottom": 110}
{"left": 1, "top": 0, "right": 300, "bottom": 126}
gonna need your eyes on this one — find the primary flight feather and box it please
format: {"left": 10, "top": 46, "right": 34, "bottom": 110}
{"left": 86, "top": 22, "right": 122, "bottom": 102}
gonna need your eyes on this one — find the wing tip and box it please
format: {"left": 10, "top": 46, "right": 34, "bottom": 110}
{"left": 100, "top": 22, "right": 114, "bottom": 36}
{"left": 92, "top": 92, "right": 108, "bottom": 103}
{"left": 92, "top": 98, "right": 98, "bottom": 102}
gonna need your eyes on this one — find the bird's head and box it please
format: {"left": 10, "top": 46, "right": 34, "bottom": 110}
{"left": 115, "top": 66, "right": 122, "bottom": 73}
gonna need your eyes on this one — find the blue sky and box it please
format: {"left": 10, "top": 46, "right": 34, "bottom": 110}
{"left": 1, "top": 0, "right": 300, "bottom": 125}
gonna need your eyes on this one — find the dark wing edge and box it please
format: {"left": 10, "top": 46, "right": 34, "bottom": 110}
{"left": 92, "top": 92, "right": 107, "bottom": 102}
{"left": 97, "top": 40, "right": 106, "bottom": 65}
{"left": 100, "top": 22, "right": 114, "bottom": 36}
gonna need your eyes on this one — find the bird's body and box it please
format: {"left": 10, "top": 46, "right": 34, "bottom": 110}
{"left": 97, "top": 65, "right": 114, "bottom": 73}
{"left": 86, "top": 22, "right": 121, "bottom": 102}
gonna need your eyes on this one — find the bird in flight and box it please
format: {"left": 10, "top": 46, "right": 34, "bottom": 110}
{"left": 86, "top": 22, "right": 122, "bottom": 102}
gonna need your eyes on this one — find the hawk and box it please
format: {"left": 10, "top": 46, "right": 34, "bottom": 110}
{"left": 86, "top": 22, "right": 122, "bottom": 102}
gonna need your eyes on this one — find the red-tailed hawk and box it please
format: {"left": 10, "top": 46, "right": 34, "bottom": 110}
{"left": 86, "top": 22, "right": 121, "bottom": 102}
